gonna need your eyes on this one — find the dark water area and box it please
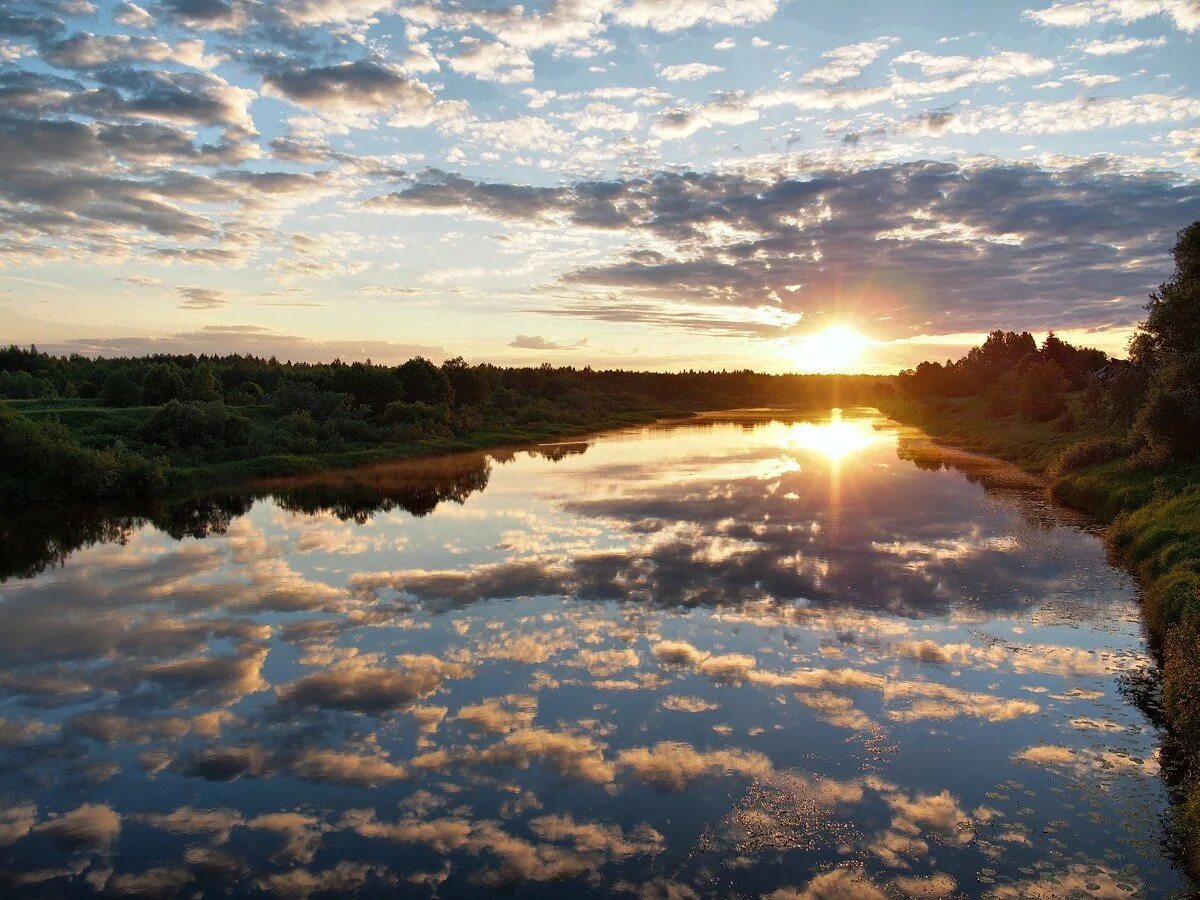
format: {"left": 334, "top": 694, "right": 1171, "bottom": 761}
{"left": 0, "top": 409, "right": 1188, "bottom": 898}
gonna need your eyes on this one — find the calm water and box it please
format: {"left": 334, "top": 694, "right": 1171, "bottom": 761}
{"left": 0, "top": 409, "right": 1187, "bottom": 898}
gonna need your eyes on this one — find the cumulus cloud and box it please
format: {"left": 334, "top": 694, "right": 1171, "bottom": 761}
{"left": 509, "top": 333, "right": 588, "bottom": 350}
{"left": 446, "top": 38, "right": 534, "bottom": 83}
{"left": 368, "top": 160, "right": 1200, "bottom": 339}
{"left": 113, "top": 2, "right": 155, "bottom": 27}
{"left": 45, "top": 33, "right": 218, "bottom": 69}
{"left": 1025, "top": 0, "right": 1200, "bottom": 31}
{"left": 277, "top": 657, "right": 471, "bottom": 713}
{"left": 1077, "top": 34, "right": 1168, "bottom": 54}
{"left": 660, "top": 62, "right": 723, "bottom": 81}
{"left": 262, "top": 60, "right": 465, "bottom": 125}
{"left": 617, "top": 740, "right": 773, "bottom": 789}
{"left": 32, "top": 804, "right": 120, "bottom": 849}
{"left": 614, "top": 0, "right": 779, "bottom": 31}
{"left": 802, "top": 38, "right": 896, "bottom": 84}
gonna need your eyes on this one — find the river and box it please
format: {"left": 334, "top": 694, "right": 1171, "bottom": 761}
{"left": 0, "top": 408, "right": 1186, "bottom": 898}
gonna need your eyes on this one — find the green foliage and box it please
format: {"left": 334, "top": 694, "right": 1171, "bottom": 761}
{"left": 0, "top": 407, "right": 164, "bottom": 503}
{"left": 1048, "top": 435, "right": 1129, "bottom": 479}
{"left": 188, "top": 361, "right": 223, "bottom": 402}
{"left": 0, "top": 370, "right": 56, "bottom": 399}
{"left": 100, "top": 369, "right": 143, "bottom": 407}
{"left": 382, "top": 400, "right": 452, "bottom": 439}
{"left": 1134, "top": 222, "right": 1200, "bottom": 462}
{"left": 139, "top": 400, "right": 250, "bottom": 450}
{"left": 398, "top": 356, "right": 453, "bottom": 405}
{"left": 142, "top": 363, "right": 187, "bottom": 405}
{"left": 1001, "top": 357, "right": 1069, "bottom": 422}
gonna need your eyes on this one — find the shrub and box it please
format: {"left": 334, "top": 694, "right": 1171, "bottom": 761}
{"left": 100, "top": 370, "right": 143, "bottom": 407}
{"left": 1049, "top": 435, "right": 1129, "bottom": 479}
{"left": 139, "top": 400, "right": 250, "bottom": 450}
{"left": 142, "top": 363, "right": 187, "bottom": 405}
{"left": 382, "top": 400, "right": 452, "bottom": 439}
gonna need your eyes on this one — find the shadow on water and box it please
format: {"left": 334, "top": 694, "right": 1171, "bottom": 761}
{"left": 0, "top": 449, "right": 501, "bottom": 583}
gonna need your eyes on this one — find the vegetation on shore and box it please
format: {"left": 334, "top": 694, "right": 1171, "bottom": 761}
{"left": 884, "top": 221, "right": 1200, "bottom": 869}
{"left": 0, "top": 350, "right": 882, "bottom": 505}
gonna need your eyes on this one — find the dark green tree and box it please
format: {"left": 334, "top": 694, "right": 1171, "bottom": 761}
{"left": 398, "top": 357, "right": 453, "bottom": 406}
{"left": 1134, "top": 221, "right": 1200, "bottom": 460}
{"left": 142, "top": 363, "right": 187, "bottom": 405}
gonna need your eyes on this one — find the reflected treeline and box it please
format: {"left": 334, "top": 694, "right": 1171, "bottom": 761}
{"left": 0, "top": 447, "right": 516, "bottom": 582}
{"left": 894, "top": 433, "right": 1099, "bottom": 531}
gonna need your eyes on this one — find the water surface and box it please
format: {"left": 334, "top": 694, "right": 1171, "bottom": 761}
{"left": 0, "top": 409, "right": 1186, "bottom": 897}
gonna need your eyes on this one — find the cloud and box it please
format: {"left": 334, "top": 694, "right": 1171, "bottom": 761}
{"left": 446, "top": 38, "right": 534, "bottom": 83}
{"left": 617, "top": 740, "right": 773, "bottom": 789}
{"left": 660, "top": 62, "right": 723, "bottom": 81}
{"left": 1077, "top": 35, "right": 1168, "bottom": 54}
{"left": 45, "top": 32, "right": 218, "bottom": 69}
{"left": 262, "top": 60, "right": 465, "bottom": 125}
{"left": 176, "top": 286, "right": 227, "bottom": 309}
{"left": 32, "top": 804, "right": 120, "bottom": 849}
{"left": 509, "top": 333, "right": 588, "bottom": 350}
{"left": 802, "top": 38, "right": 896, "bottom": 84}
{"left": 277, "top": 657, "right": 471, "bottom": 713}
{"left": 614, "top": 0, "right": 779, "bottom": 31}
{"left": 113, "top": 2, "right": 155, "bottom": 27}
{"left": 1024, "top": 0, "right": 1200, "bottom": 31}
{"left": 289, "top": 747, "right": 411, "bottom": 785}
{"left": 156, "top": 0, "right": 250, "bottom": 30}
{"left": 371, "top": 159, "right": 1200, "bottom": 339}
{"left": 40, "top": 325, "right": 445, "bottom": 364}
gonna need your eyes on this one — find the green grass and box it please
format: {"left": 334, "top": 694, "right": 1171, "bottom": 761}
{"left": 162, "top": 408, "right": 666, "bottom": 493}
{"left": 882, "top": 391, "right": 1200, "bottom": 874}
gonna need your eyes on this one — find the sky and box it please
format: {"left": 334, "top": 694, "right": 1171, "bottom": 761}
{"left": 1, "top": 0, "right": 1199, "bottom": 373}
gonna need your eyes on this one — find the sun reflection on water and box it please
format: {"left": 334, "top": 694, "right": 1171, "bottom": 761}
{"left": 785, "top": 410, "right": 881, "bottom": 462}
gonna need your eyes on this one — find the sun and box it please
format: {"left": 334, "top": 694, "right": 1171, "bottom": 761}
{"left": 793, "top": 325, "right": 870, "bottom": 374}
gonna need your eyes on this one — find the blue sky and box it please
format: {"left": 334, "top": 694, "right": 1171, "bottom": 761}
{"left": 2, "top": 0, "right": 1198, "bottom": 371}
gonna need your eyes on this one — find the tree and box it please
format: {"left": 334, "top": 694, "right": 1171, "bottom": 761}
{"left": 100, "top": 370, "right": 143, "bottom": 407}
{"left": 142, "top": 363, "right": 187, "bottom": 405}
{"left": 188, "top": 361, "right": 222, "bottom": 402}
{"left": 1134, "top": 221, "right": 1200, "bottom": 460}
{"left": 1000, "top": 357, "right": 1068, "bottom": 422}
{"left": 398, "top": 357, "right": 453, "bottom": 406}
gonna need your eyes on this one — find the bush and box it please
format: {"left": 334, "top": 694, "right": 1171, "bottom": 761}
{"left": 142, "top": 363, "right": 187, "bottom": 405}
{"left": 100, "top": 370, "right": 143, "bottom": 407}
{"left": 1048, "top": 435, "right": 1129, "bottom": 479}
{"left": 0, "top": 408, "right": 164, "bottom": 503}
{"left": 139, "top": 400, "right": 250, "bottom": 451}
{"left": 382, "top": 400, "right": 452, "bottom": 440}
{"left": 998, "top": 357, "right": 1068, "bottom": 422}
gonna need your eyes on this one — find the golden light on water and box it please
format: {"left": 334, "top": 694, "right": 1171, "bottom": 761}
{"left": 786, "top": 412, "right": 879, "bottom": 462}
{"left": 792, "top": 325, "right": 870, "bottom": 374}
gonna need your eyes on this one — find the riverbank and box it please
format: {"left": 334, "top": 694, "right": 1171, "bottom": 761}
{"left": 880, "top": 392, "right": 1200, "bottom": 869}
{"left": 0, "top": 398, "right": 673, "bottom": 505}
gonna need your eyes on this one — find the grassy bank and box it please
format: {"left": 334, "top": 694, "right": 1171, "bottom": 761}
{"left": 0, "top": 397, "right": 672, "bottom": 504}
{"left": 880, "top": 392, "right": 1200, "bottom": 867}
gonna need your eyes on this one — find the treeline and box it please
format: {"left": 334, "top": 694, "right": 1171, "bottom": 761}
{"left": 898, "top": 330, "right": 1112, "bottom": 424}
{"left": 898, "top": 218, "right": 1199, "bottom": 467}
{"left": 0, "top": 350, "right": 883, "bottom": 504}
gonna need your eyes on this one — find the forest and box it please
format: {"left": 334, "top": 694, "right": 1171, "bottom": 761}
{"left": 0, "top": 350, "right": 883, "bottom": 505}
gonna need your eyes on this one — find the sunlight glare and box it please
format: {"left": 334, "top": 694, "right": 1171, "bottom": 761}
{"left": 793, "top": 325, "right": 870, "bottom": 374}
{"left": 787, "top": 413, "right": 878, "bottom": 462}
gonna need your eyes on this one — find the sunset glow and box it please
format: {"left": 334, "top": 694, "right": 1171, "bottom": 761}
{"left": 0, "top": 0, "right": 1194, "bottom": 369}
{"left": 787, "top": 411, "right": 881, "bottom": 462}
{"left": 793, "top": 326, "right": 871, "bottom": 374}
